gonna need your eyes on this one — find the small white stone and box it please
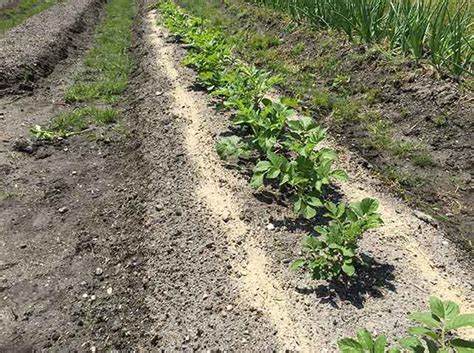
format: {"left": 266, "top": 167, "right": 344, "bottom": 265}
{"left": 107, "top": 287, "right": 113, "bottom": 295}
{"left": 266, "top": 223, "right": 275, "bottom": 230}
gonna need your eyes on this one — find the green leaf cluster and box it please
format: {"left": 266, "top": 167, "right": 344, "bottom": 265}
{"left": 292, "top": 198, "right": 382, "bottom": 280}
{"left": 338, "top": 296, "right": 474, "bottom": 352}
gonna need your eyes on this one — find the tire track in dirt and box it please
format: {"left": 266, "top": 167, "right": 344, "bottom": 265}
{"left": 147, "top": 10, "right": 317, "bottom": 351}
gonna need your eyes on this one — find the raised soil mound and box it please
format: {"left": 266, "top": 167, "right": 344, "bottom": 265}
{"left": 0, "top": 0, "right": 105, "bottom": 95}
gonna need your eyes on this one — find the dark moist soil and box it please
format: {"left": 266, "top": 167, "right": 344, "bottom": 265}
{"left": 0, "top": 0, "right": 106, "bottom": 96}
{"left": 0, "top": 1, "right": 149, "bottom": 350}
{"left": 0, "top": 1, "right": 277, "bottom": 350}
{"left": 176, "top": 0, "right": 473, "bottom": 250}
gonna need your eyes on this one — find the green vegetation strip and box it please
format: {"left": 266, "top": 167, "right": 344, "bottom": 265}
{"left": 65, "top": 0, "right": 134, "bottom": 104}
{"left": 159, "top": 0, "right": 383, "bottom": 284}
{"left": 176, "top": 0, "right": 435, "bottom": 189}
{"left": 0, "top": 0, "right": 59, "bottom": 33}
{"left": 249, "top": 0, "right": 473, "bottom": 79}
{"left": 32, "top": 0, "right": 135, "bottom": 140}
{"left": 159, "top": 2, "right": 474, "bottom": 350}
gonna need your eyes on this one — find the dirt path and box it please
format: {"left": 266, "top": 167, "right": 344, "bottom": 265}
{"left": 0, "top": 2, "right": 472, "bottom": 351}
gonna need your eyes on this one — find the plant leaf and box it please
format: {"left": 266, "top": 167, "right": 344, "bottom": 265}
{"left": 409, "top": 312, "right": 441, "bottom": 328}
{"left": 250, "top": 173, "right": 265, "bottom": 189}
{"left": 429, "top": 296, "right": 445, "bottom": 319}
{"left": 398, "top": 336, "right": 425, "bottom": 353}
{"left": 342, "top": 262, "right": 355, "bottom": 276}
{"left": 290, "top": 259, "right": 306, "bottom": 271}
{"left": 332, "top": 169, "right": 349, "bottom": 182}
{"left": 337, "top": 338, "right": 364, "bottom": 353}
{"left": 356, "top": 329, "right": 373, "bottom": 350}
{"left": 443, "top": 300, "right": 460, "bottom": 320}
{"left": 374, "top": 335, "right": 388, "bottom": 353}
{"left": 408, "top": 326, "right": 440, "bottom": 340}
{"left": 446, "top": 314, "right": 474, "bottom": 330}
{"left": 451, "top": 338, "right": 474, "bottom": 353}
{"left": 254, "top": 160, "right": 272, "bottom": 173}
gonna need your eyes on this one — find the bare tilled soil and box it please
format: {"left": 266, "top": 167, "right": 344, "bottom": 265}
{"left": 0, "top": 1, "right": 473, "bottom": 351}
{"left": 0, "top": 0, "right": 106, "bottom": 95}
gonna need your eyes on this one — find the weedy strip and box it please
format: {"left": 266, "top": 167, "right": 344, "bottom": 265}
{"left": 0, "top": 0, "right": 59, "bottom": 33}
{"left": 31, "top": 0, "right": 135, "bottom": 141}
{"left": 158, "top": 0, "right": 383, "bottom": 282}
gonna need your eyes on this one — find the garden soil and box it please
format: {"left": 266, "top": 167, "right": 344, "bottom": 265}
{"left": 0, "top": 1, "right": 472, "bottom": 351}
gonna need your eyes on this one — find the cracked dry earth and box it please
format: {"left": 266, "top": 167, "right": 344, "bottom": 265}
{"left": 0, "top": 3, "right": 473, "bottom": 351}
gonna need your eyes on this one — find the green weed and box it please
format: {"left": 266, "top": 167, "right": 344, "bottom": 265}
{"left": 32, "top": 107, "right": 118, "bottom": 140}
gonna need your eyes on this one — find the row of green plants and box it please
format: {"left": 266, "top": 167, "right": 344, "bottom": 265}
{"left": 159, "top": 0, "right": 383, "bottom": 282}
{"left": 158, "top": 2, "right": 474, "bottom": 351}
{"left": 248, "top": 0, "right": 473, "bottom": 79}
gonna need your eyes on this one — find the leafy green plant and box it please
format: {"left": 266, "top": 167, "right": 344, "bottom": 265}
{"left": 214, "top": 64, "right": 282, "bottom": 109}
{"left": 338, "top": 329, "right": 399, "bottom": 353}
{"left": 31, "top": 125, "right": 66, "bottom": 141}
{"left": 234, "top": 99, "right": 294, "bottom": 153}
{"left": 292, "top": 198, "right": 383, "bottom": 279}
{"left": 399, "top": 297, "right": 474, "bottom": 352}
{"left": 216, "top": 135, "right": 251, "bottom": 160}
{"left": 338, "top": 297, "right": 474, "bottom": 353}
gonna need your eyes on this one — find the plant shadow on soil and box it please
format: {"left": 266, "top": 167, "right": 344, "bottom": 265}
{"left": 296, "top": 254, "right": 396, "bottom": 309}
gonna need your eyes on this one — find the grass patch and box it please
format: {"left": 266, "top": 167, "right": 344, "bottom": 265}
{"left": 65, "top": 0, "right": 134, "bottom": 103}
{"left": 384, "top": 166, "right": 425, "bottom": 189}
{"left": 51, "top": 107, "right": 118, "bottom": 133}
{"left": 32, "top": 107, "right": 118, "bottom": 140}
{"left": 0, "top": 0, "right": 58, "bottom": 33}
{"left": 32, "top": 0, "right": 135, "bottom": 141}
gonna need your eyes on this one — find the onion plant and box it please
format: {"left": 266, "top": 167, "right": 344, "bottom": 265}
{"left": 249, "top": 0, "right": 473, "bottom": 78}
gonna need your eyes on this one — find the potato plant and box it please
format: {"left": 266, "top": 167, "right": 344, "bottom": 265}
{"left": 158, "top": 0, "right": 383, "bottom": 281}
{"left": 339, "top": 297, "right": 474, "bottom": 353}
{"left": 292, "top": 198, "right": 383, "bottom": 279}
